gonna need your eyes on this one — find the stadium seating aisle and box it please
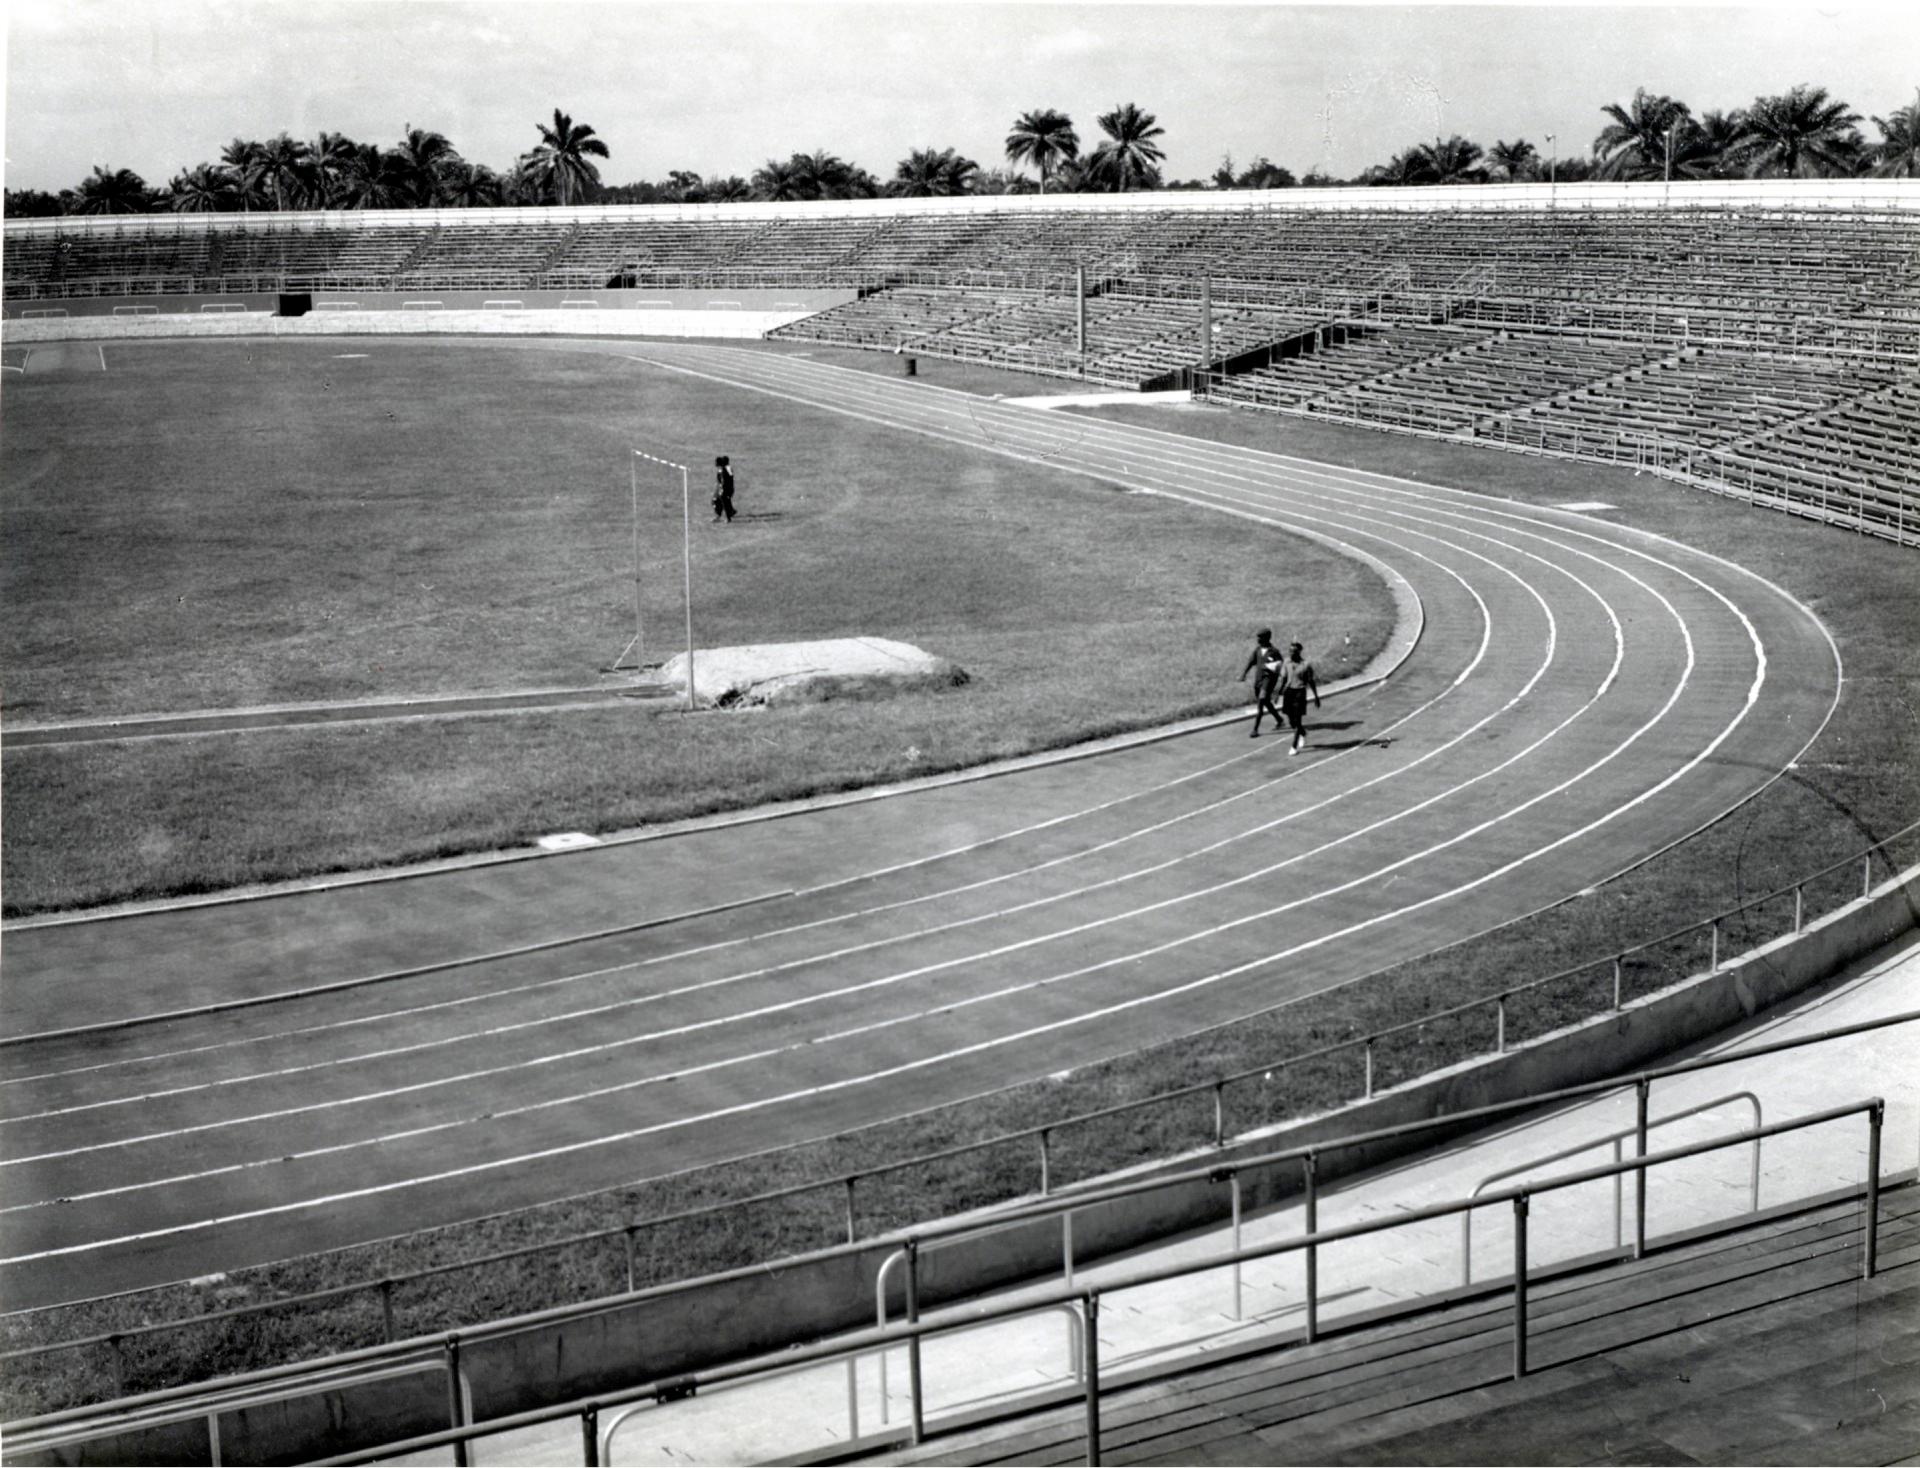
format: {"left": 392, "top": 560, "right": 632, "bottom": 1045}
{"left": 410, "top": 934, "right": 1918, "bottom": 1466}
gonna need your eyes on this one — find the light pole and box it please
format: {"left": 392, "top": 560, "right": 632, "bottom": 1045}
{"left": 1664, "top": 123, "right": 1677, "bottom": 183}
{"left": 1544, "top": 134, "right": 1557, "bottom": 204}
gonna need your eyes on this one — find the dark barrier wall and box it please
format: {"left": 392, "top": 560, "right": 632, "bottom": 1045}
{"left": 3, "top": 288, "right": 853, "bottom": 320}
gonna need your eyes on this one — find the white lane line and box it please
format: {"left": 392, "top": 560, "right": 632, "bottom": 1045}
{"left": 0, "top": 360, "right": 1766, "bottom": 1182}
{"left": 1, "top": 472, "right": 1487, "bottom": 1094}
{"left": 4, "top": 534, "right": 1652, "bottom": 1190}
{"left": 2, "top": 464, "right": 1578, "bottom": 1118}
{"left": 1, "top": 368, "right": 1787, "bottom": 1252}
{"left": 0, "top": 527, "right": 1544, "bottom": 1151}
{"left": 3, "top": 360, "right": 1728, "bottom": 1136}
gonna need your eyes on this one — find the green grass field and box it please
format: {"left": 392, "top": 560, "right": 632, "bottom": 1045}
{"left": 2, "top": 335, "right": 1916, "bottom": 1413}
{"left": 0, "top": 339, "right": 1393, "bottom": 913}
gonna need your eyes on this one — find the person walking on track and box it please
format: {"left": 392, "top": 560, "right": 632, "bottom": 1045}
{"left": 712, "top": 455, "right": 737, "bottom": 523}
{"left": 1278, "top": 641, "right": 1321, "bottom": 754}
{"left": 1239, "top": 629, "right": 1285, "bottom": 738}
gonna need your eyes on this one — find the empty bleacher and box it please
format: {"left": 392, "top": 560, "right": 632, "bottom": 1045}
{"left": 5, "top": 198, "right": 1914, "bottom": 541}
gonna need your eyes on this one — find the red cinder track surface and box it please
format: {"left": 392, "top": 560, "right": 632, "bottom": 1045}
{"left": 0, "top": 343, "right": 1838, "bottom": 1310}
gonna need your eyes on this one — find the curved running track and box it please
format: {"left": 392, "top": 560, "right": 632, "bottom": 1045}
{"left": 0, "top": 340, "right": 1839, "bottom": 1311}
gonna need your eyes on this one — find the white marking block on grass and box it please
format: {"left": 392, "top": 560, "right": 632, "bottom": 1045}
{"left": 659, "top": 638, "right": 959, "bottom": 709}
{"left": 1554, "top": 501, "right": 1618, "bottom": 513}
{"left": 535, "top": 832, "right": 602, "bottom": 851}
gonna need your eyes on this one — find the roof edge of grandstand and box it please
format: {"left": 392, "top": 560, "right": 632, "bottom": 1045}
{"left": 8, "top": 178, "right": 1919, "bottom": 237}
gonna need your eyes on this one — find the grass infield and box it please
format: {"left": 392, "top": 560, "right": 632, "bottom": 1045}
{"left": 0, "top": 339, "right": 1391, "bottom": 915}
{"left": 1, "top": 338, "right": 1915, "bottom": 1413}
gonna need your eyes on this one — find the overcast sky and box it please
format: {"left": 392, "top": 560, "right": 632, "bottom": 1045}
{"left": 4, "top": 1, "right": 1916, "bottom": 194}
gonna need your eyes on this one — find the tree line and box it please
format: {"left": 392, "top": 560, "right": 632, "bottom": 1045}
{"left": 7, "top": 85, "right": 1917, "bottom": 218}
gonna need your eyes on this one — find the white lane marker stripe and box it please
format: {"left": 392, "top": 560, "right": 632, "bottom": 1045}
{"left": 3, "top": 482, "right": 1567, "bottom": 1125}
{"left": 4, "top": 366, "right": 1727, "bottom": 1157}
{"left": 5, "top": 536, "right": 1659, "bottom": 1203}
{"left": 0, "top": 531, "right": 1531, "bottom": 1153}
{"left": 2, "top": 483, "right": 1484, "bottom": 1095}
{"left": 2, "top": 349, "right": 1793, "bottom": 1251}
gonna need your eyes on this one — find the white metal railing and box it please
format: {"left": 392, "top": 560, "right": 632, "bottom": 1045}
{"left": 6, "top": 181, "right": 1920, "bottom": 243}
{"left": 305, "top": 1098, "right": 1891, "bottom": 1467}
{"left": 1461, "top": 1090, "right": 1762, "bottom": 1283}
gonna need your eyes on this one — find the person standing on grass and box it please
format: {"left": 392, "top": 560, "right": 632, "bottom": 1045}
{"left": 713, "top": 455, "right": 737, "bottom": 523}
{"left": 1239, "top": 628, "right": 1285, "bottom": 738}
{"left": 1278, "top": 641, "right": 1321, "bottom": 755}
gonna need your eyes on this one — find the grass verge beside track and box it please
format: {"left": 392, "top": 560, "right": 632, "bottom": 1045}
{"left": 3, "top": 368, "right": 1914, "bottom": 1415}
{"left": 0, "top": 339, "right": 1390, "bottom": 914}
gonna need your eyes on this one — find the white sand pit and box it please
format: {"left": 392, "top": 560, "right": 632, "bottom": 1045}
{"left": 656, "top": 637, "right": 968, "bottom": 709}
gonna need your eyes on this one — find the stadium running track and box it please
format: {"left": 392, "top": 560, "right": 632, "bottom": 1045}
{"left": 0, "top": 340, "right": 1840, "bottom": 1312}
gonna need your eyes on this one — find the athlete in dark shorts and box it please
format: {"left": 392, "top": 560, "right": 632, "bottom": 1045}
{"left": 1239, "top": 629, "right": 1284, "bottom": 737}
{"left": 1278, "top": 641, "right": 1321, "bottom": 754}
{"left": 713, "top": 455, "right": 736, "bottom": 522}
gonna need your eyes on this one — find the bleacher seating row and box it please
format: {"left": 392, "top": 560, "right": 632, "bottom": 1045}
{"left": 6, "top": 203, "right": 1914, "bottom": 540}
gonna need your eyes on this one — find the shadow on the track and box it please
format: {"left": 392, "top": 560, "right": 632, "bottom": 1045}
{"left": 1301, "top": 719, "right": 1400, "bottom": 752}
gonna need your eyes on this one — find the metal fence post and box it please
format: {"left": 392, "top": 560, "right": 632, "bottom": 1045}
{"left": 1230, "top": 1171, "right": 1244, "bottom": 1321}
{"left": 905, "top": 1238, "right": 925, "bottom": 1446}
{"left": 444, "top": 1334, "right": 469, "bottom": 1468}
{"left": 1213, "top": 1082, "right": 1227, "bottom": 1147}
{"left": 1363, "top": 1038, "right": 1375, "bottom": 1100}
{"left": 1709, "top": 918, "right": 1720, "bottom": 973}
{"left": 1040, "top": 1129, "right": 1053, "bottom": 1195}
{"left": 1863, "top": 854, "right": 1874, "bottom": 898}
{"left": 380, "top": 1278, "right": 397, "bottom": 1343}
{"left": 845, "top": 1176, "right": 858, "bottom": 1245}
{"left": 1866, "top": 1101, "right": 1884, "bottom": 1279}
{"left": 1634, "top": 1079, "right": 1651, "bottom": 1258}
{"left": 582, "top": 1402, "right": 601, "bottom": 1468}
{"left": 1793, "top": 885, "right": 1804, "bottom": 933}
{"left": 1512, "top": 1194, "right": 1530, "bottom": 1380}
{"left": 1303, "top": 1151, "right": 1320, "bottom": 1345}
{"left": 1496, "top": 994, "right": 1508, "bottom": 1054}
{"left": 105, "top": 1333, "right": 126, "bottom": 1399}
{"left": 1613, "top": 955, "right": 1624, "bottom": 1011}
{"left": 1083, "top": 1292, "right": 1102, "bottom": 1467}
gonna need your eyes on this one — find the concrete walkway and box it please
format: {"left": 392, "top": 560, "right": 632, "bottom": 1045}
{"left": 420, "top": 930, "right": 1919, "bottom": 1466}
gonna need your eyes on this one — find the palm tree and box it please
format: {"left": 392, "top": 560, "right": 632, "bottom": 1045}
{"left": 395, "top": 125, "right": 464, "bottom": 206}
{"left": 1685, "top": 110, "right": 1749, "bottom": 179}
{"left": 1005, "top": 108, "right": 1079, "bottom": 193}
{"left": 167, "top": 163, "right": 236, "bottom": 212}
{"left": 521, "top": 109, "right": 610, "bottom": 205}
{"left": 1488, "top": 138, "right": 1537, "bottom": 182}
{"left": 1594, "top": 88, "right": 1693, "bottom": 180}
{"left": 782, "top": 149, "right": 877, "bottom": 200}
{"left": 970, "top": 168, "right": 1035, "bottom": 196}
{"left": 704, "top": 175, "right": 753, "bottom": 202}
{"left": 1418, "top": 135, "right": 1488, "bottom": 183}
{"left": 334, "top": 143, "right": 409, "bottom": 210}
{"left": 306, "top": 132, "right": 360, "bottom": 208}
{"left": 1737, "top": 85, "right": 1864, "bottom": 177}
{"left": 751, "top": 156, "right": 806, "bottom": 201}
{"left": 1868, "top": 100, "right": 1920, "bottom": 177}
{"left": 441, "top": 161, "right": 505, "bottom": 208}
{"left": 219, "top": 138, "right": 270, "bottom": 210}
{"left": 1368, "top": 149, "right": 1428, "bottom": 187}
{"left": 70, "top": 165, "right": 151, "bottom": 214}
{"left": 891, "top": 147, "right": 978, "bottom": 197}
{"left": 1087, "top": 102, "right": 1165, "bottom": 192}
{"left": 256, "top": 131, "right": 316, "bottom": 209}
